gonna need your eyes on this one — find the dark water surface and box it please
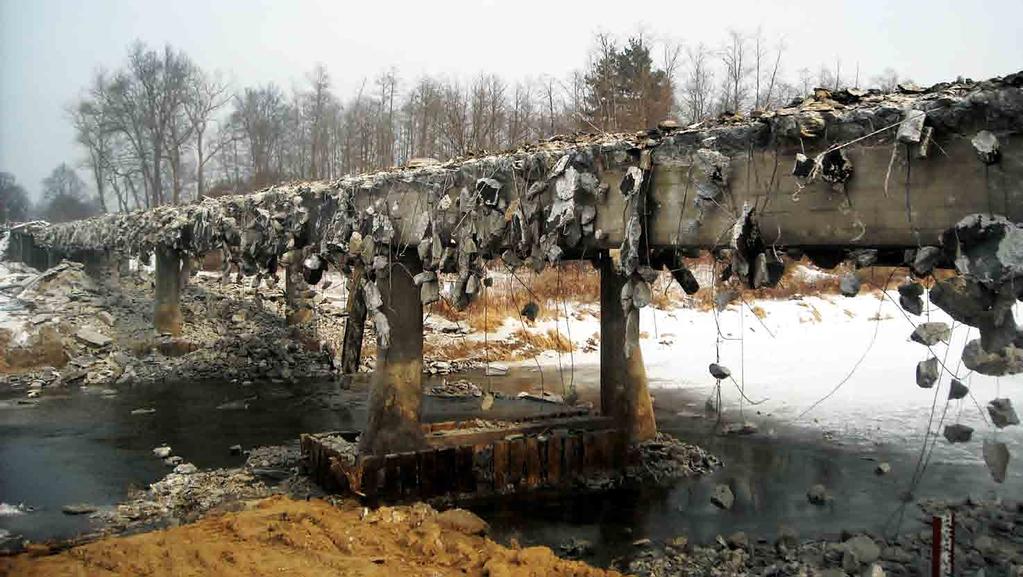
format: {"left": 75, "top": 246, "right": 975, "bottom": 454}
{"left": 1, "top": 367, "right": 1018, "bottom": 568}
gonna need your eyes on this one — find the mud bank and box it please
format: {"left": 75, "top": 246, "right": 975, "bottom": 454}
{"left": 0, "top": 496, "right": 622, "bottom": 577}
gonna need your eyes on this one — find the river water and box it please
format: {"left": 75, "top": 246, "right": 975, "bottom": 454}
{"left": 1, "top": 366, "right": 1019, "bottom": 567}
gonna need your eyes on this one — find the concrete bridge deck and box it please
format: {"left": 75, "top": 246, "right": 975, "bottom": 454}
{"left": 6, "top": 72, "right": 1023, "bottom": 458}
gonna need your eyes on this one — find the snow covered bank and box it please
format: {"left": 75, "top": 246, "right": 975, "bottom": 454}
{"left": 514, "top": 291, "right": 1021, "bottom": 471}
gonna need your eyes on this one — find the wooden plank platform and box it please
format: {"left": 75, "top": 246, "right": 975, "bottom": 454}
{"left": 301, "top": 413, "right": 626, "bottom": 502}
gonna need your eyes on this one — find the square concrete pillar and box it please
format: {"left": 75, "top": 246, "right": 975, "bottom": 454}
{"left": 154, "top": 247, "right": 183, "bottom": 336}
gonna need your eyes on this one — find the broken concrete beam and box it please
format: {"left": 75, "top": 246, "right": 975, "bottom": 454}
{"left": 340, "top": 265, "right": 368, "bottom": 376}
{"left": 22, "top": 73, "right": 1023, "bottom": 270}
{"left": 896, "top": 109, "right": 926, "bottom": 144}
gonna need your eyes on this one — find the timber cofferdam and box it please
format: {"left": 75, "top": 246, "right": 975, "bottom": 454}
{"left": 7, "top": 73, "right": 1023, "bottom": 496}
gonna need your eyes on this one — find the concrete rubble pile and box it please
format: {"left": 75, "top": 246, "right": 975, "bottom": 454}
{"left": 623, "top": 497, "right": 1023, "bottom": 577}
{"left": 0, "top": 258, "right": 337, "bottom": 392}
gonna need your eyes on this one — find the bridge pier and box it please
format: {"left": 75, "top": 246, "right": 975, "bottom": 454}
{"left": 359, "top": 254, "right": 426, "bottom": 456}
{"left": 154, "top": 247, "right": 183, "bottom": 336}
{"left": 599, "top": 253, "right": 657, "bottom": 442}
{"left": 340, "top": 262, "right": 367, "bottom": 376}
{"left": 285, "top": 251, "right": 313, "bottom": 326}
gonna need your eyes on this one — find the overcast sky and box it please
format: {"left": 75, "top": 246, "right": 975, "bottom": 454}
{"left": 1, "top": 0, "right": 1021, "bottom": 199}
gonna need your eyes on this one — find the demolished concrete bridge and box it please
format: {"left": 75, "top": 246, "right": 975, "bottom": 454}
{"left": 7, "top": 72, "right": 1023, "bottom": 463}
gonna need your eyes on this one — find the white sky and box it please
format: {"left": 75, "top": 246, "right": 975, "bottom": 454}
{"left": 1, "top": 0, "right": 1021, "bottom": 199}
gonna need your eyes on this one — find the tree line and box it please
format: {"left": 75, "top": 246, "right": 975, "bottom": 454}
{"left": 2, "top": 29, "right": 908, "bottom": 223}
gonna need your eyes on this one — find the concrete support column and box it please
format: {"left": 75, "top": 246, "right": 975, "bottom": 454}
{"left": 599, "top": 253, "right": 657, "bottom": 443}
{"left": 284, "top": 251, "right": 313, "bottom": 326}
{"left": 80, "top": 250, "right": 111, "bottom": 282}
{"left": 359, "top": 254, "right": 426, "bottom": 456}
{"left": 340, "top": 262, "right": 367, "bottom": 375}
{"left": 154, "top": 247, "right": 183, "bottom": 336}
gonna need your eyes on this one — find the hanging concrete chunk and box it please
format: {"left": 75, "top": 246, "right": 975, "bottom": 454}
{"left": 840, "top": 273, "right": 861, "bottom": 297}
{"left": 820, "top": 149, "right": 854, "bottom": 185}
{"left": 671, "top": 266, "right": 700, "bottom": 295}
{"left": 987, "top": 398, "right": 1020, "bottom": 428}
{"left": 982, "top": 440, "right": 1010, "bottom": 483}
{"left": 520, "top": 301, "right": 539, "bottom": 322}
{"left": 916, "top": 357, "right": 940, "bottom": 388}
{"left": 631, "top": 279, "right": 652, "bottom": 309}
{"left": 709, "top": 363, "right": 731, "bottom": 380}
{"left": 711, "top": 484, "right": 734, "bottom": 510}
{"left": 910, "top": 322, "right": 951, "bottom": 346}
{"left": 911, "top": 246, "right": 942, "bottom": 277}
{"left": 942, "top": 423, "right": 973, "bottom": 444}
{"left": 791, "top": 153, "right": 814, "bottom": 178}
{"left": 948, "top": 378, "right": 969, "bottom": 400}
{"left": 896, "top": 109, "right": 926, "bottom": 144}
{"left": 420, "top": 280, "right": 440, "bottom": 305}
{"left": 898, "top": 282, "right": 924, "bottom": 316}
{"left": 971, "top": 130, "right": 1001, "bottom": 164}
{"left": 962, "top": 338, "right": 1023, "bottom": 376}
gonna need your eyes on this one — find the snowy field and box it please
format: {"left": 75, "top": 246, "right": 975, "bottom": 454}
{"left": 514, "top": 290, "right": 1022, "bottom": 471}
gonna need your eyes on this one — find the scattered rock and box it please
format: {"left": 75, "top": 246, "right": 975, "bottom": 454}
{"left": 844, "top": 535, "right": 880, "bottom": 565}
{"left": 61, "top": 504, "right": 97, "bottom": 515}
{"left": 131, "top": 408, "right": 156, "bottom": 416}
{"left": 436, "top": 508, "right": 488, "bottom": 536}
{"left": 875, "top": 462, "right": 891, "bottom": 475}
{"left": 174, "top": 463, "right": 198, "bottom": 475}
{"left": 726, "top": 531, "right": 749, "bottom": 550}
{"left": 711, "top": 484, "right": 735, "bottom": 510}
{"left": 152, "top": 445, "right": 172, "bottom": 459}
{"left": 75, "top": 327, "right": 112, "bottom": 348}
{"left": 229, "top": 445, "right": 243, "bottom": 455}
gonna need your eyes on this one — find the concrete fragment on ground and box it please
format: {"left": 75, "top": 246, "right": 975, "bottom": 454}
{"left": 75, "top": 327, "right": 112, "bottom": 348}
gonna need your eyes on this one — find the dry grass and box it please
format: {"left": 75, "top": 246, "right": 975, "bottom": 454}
{"left": 427, "top": 262, "right": 601, "bottom": 330}
{"left": 510, "top": 328, "right": 573, "bottom": 353}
